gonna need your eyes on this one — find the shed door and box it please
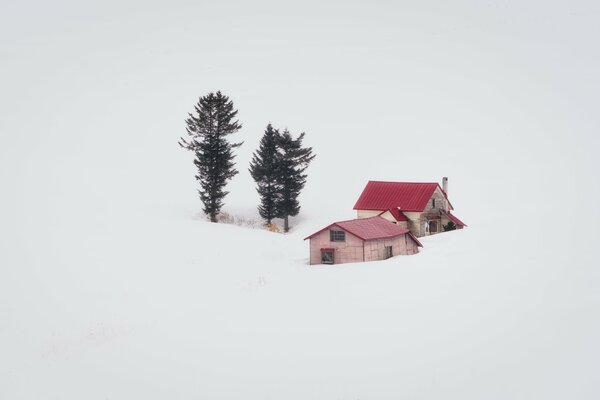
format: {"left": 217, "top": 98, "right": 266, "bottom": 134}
{"left": 321, "top": 250, "right": 334, "bottom": 264}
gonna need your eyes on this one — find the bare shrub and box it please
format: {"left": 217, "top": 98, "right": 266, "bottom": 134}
{"left": 216, "top": 212, "right": 273, "bottom": 232}
{"left": 265, "top": 223, "right": 281, "bottom": 233}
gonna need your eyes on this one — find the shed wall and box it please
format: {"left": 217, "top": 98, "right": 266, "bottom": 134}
{"left": 363, "top": 234, "right": 419, "bottom": 262}
{"left": 309, "top": 228, "right": 364, "bottom": 265}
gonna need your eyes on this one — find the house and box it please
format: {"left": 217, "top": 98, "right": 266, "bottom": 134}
{"left": 304, "top": 216, "right": 422, "bottom": 265}
{"left": 353, "top": 177, "right": 466, "bottom": 237}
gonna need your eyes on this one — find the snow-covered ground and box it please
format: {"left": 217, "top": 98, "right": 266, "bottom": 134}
{"left": 2, "top": 208, "right": 599, "bottom": 399}
{"left": 1, "top": 1, "right": 600, "bottom": 399}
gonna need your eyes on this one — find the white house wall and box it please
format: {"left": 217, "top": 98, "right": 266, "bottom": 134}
{"left": 422, "top": 187, "right": 449, "bottom": 213}
{"left": 357, "top": 210, "right": 381, "bottom": 219}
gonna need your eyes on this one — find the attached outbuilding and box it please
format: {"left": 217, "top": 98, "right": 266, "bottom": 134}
{"left": 304, "top": 216, "right": 422, "bottom": 265}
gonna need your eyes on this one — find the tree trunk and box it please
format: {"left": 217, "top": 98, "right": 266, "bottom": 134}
{"left": 284, "top": 216, "right": 289, "bottom": 232}
{"left": 210, "top": 213, "right": 217, "bottom": 223}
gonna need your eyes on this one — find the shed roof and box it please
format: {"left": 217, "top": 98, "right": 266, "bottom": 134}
{"left": 353, "top": 181, "right": 452, "bottom": 212}
{"left": 304, "top": 216, "right": 423, "bottom": 246}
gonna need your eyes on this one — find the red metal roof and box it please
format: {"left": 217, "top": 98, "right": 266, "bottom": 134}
{"left": 378, "top": 208, "right": 408, "bottom": 222}
{"left": 353, "top": 181, "right": 451, "bottom": 212}
{"left": 304, "top": 216, "right": 423, "bottom": 246}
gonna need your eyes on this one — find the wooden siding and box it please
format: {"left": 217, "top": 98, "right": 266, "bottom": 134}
{"left": 309, "top": 228, "right": 364, "bottom": 265}
{"left": 309, "top": 229, "right": 419, "bottom": 265}
{"left": 363, "top": 235, "right": 418, "bottom": 262}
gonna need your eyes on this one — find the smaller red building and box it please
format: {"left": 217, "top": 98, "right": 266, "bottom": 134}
{"left": 304, "top": 216, "right": 422, "bottom": 265}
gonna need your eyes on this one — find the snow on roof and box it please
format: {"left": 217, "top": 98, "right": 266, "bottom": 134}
{"left": 353, "top": 181, "right": 452, "bottom": 212}
{"left": 304, "top": 216, "right": 422, "bottom": 246}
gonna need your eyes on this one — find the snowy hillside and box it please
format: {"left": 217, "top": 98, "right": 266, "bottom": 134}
{"left": 1, "top": 1, "right": 600, "bottom": 399}
{"left": 2, "top": 210, "right": 598, "bottom": 399}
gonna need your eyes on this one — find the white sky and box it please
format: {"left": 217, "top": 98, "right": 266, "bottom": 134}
{"left": 1, "top": 0, "right": 599, "bottom": 230}
{"left": 1, "top": 2, "right": 600, "bottom": 398}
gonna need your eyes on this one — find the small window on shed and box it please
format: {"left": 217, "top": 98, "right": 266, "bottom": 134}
{"left": 385, "top": 246, "right": 393, "bottom": 259}
{"left": 330, "top": 230, "right": 345, "bottom": 242}
{"left": 321, "top": 250, "right": 334, "bottom": 264}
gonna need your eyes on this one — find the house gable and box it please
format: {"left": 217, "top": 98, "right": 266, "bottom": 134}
{"left": 422, "top": 186, "right": 452, "bottom": 213}
{"left": 306, "top": 225, "right": 365, "bottom": 265}
{"left": 303, "top": 223, "right": 363, "bottom": 242}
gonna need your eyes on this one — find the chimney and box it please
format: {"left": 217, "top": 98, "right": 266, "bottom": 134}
{"left": 442, "top": 177, "right": 448, "bottom": 195}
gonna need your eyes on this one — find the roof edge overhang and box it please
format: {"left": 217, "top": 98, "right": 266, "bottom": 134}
{"left": 408, "top": 232, "right": 423, "bottom": 247}
{"left": 355, "top": 207, "right": 423, "bottom": 212}
{"left": 440, "top": 210, "right": 467, "bottom": 227}
{"left": 304, "top": 223, "right": 366, "bottom": 241}
{"left": 304, "top": 222, "right": 337, "bottom": 240}
{"left": 305, "top": 217, "right": 414, "bottom": 242}
{"left": 362, "top": 232, "right": 411, "bottom": 241}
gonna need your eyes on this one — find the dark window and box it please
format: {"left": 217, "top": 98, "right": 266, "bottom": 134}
{"left": 385, "top": 246, "right": 393, "bottom": 259}
{"left": 321, "top": 251, "right": 334, "bottom": 264}
{"left": 330, "top": 230, "right": 345, "bottom": 242}
{"left": 432, "top": 198, "right": 436, "bottom": 209}
{"left": 429, "top": 221, "right": 438, "bottom": 233}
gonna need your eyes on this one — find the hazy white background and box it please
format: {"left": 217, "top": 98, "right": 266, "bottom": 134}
{"left": 1, "top": 1, "right": 599, "bottom": 399}
{"left": 2, "top": 0, "right": 598, "bottom": 223}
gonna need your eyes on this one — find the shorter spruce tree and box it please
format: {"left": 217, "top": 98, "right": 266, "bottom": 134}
{"left": 275, "top": 130, "right": 315, "bottom": 232}
{"left": 249, "top": 124, "right": 281, "bottom": 225}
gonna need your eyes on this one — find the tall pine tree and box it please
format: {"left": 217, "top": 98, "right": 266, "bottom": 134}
{"left": 249, "top": 124, "right": 280, "bottom": 224}
{"left": 276, "top": 129, "right": 315, "bottom": 232}
{"left": 179, "top": 91, "right": 242, "bottom": 222}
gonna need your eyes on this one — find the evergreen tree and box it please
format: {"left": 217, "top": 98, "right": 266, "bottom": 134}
{"left": 179, "top": 91, "right": 242, "bottom": 222}
{"left": 249, "top": 124, "right": 281, "bottom": 224}
{"left": 276, "top": 129, "right": 315, "bottom": 232}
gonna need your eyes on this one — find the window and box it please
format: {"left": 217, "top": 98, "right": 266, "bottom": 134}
{"left": 432, "top": 198, "right": 436, "bottom": 209}
{"left": 321, "top": 251, "right": 334, "bottom": 264}
{"left": 385, "top": 246, "right": 393, "bottom": 259}
{"left": 330, "top": 230, "right": 345, "bottom": 242}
